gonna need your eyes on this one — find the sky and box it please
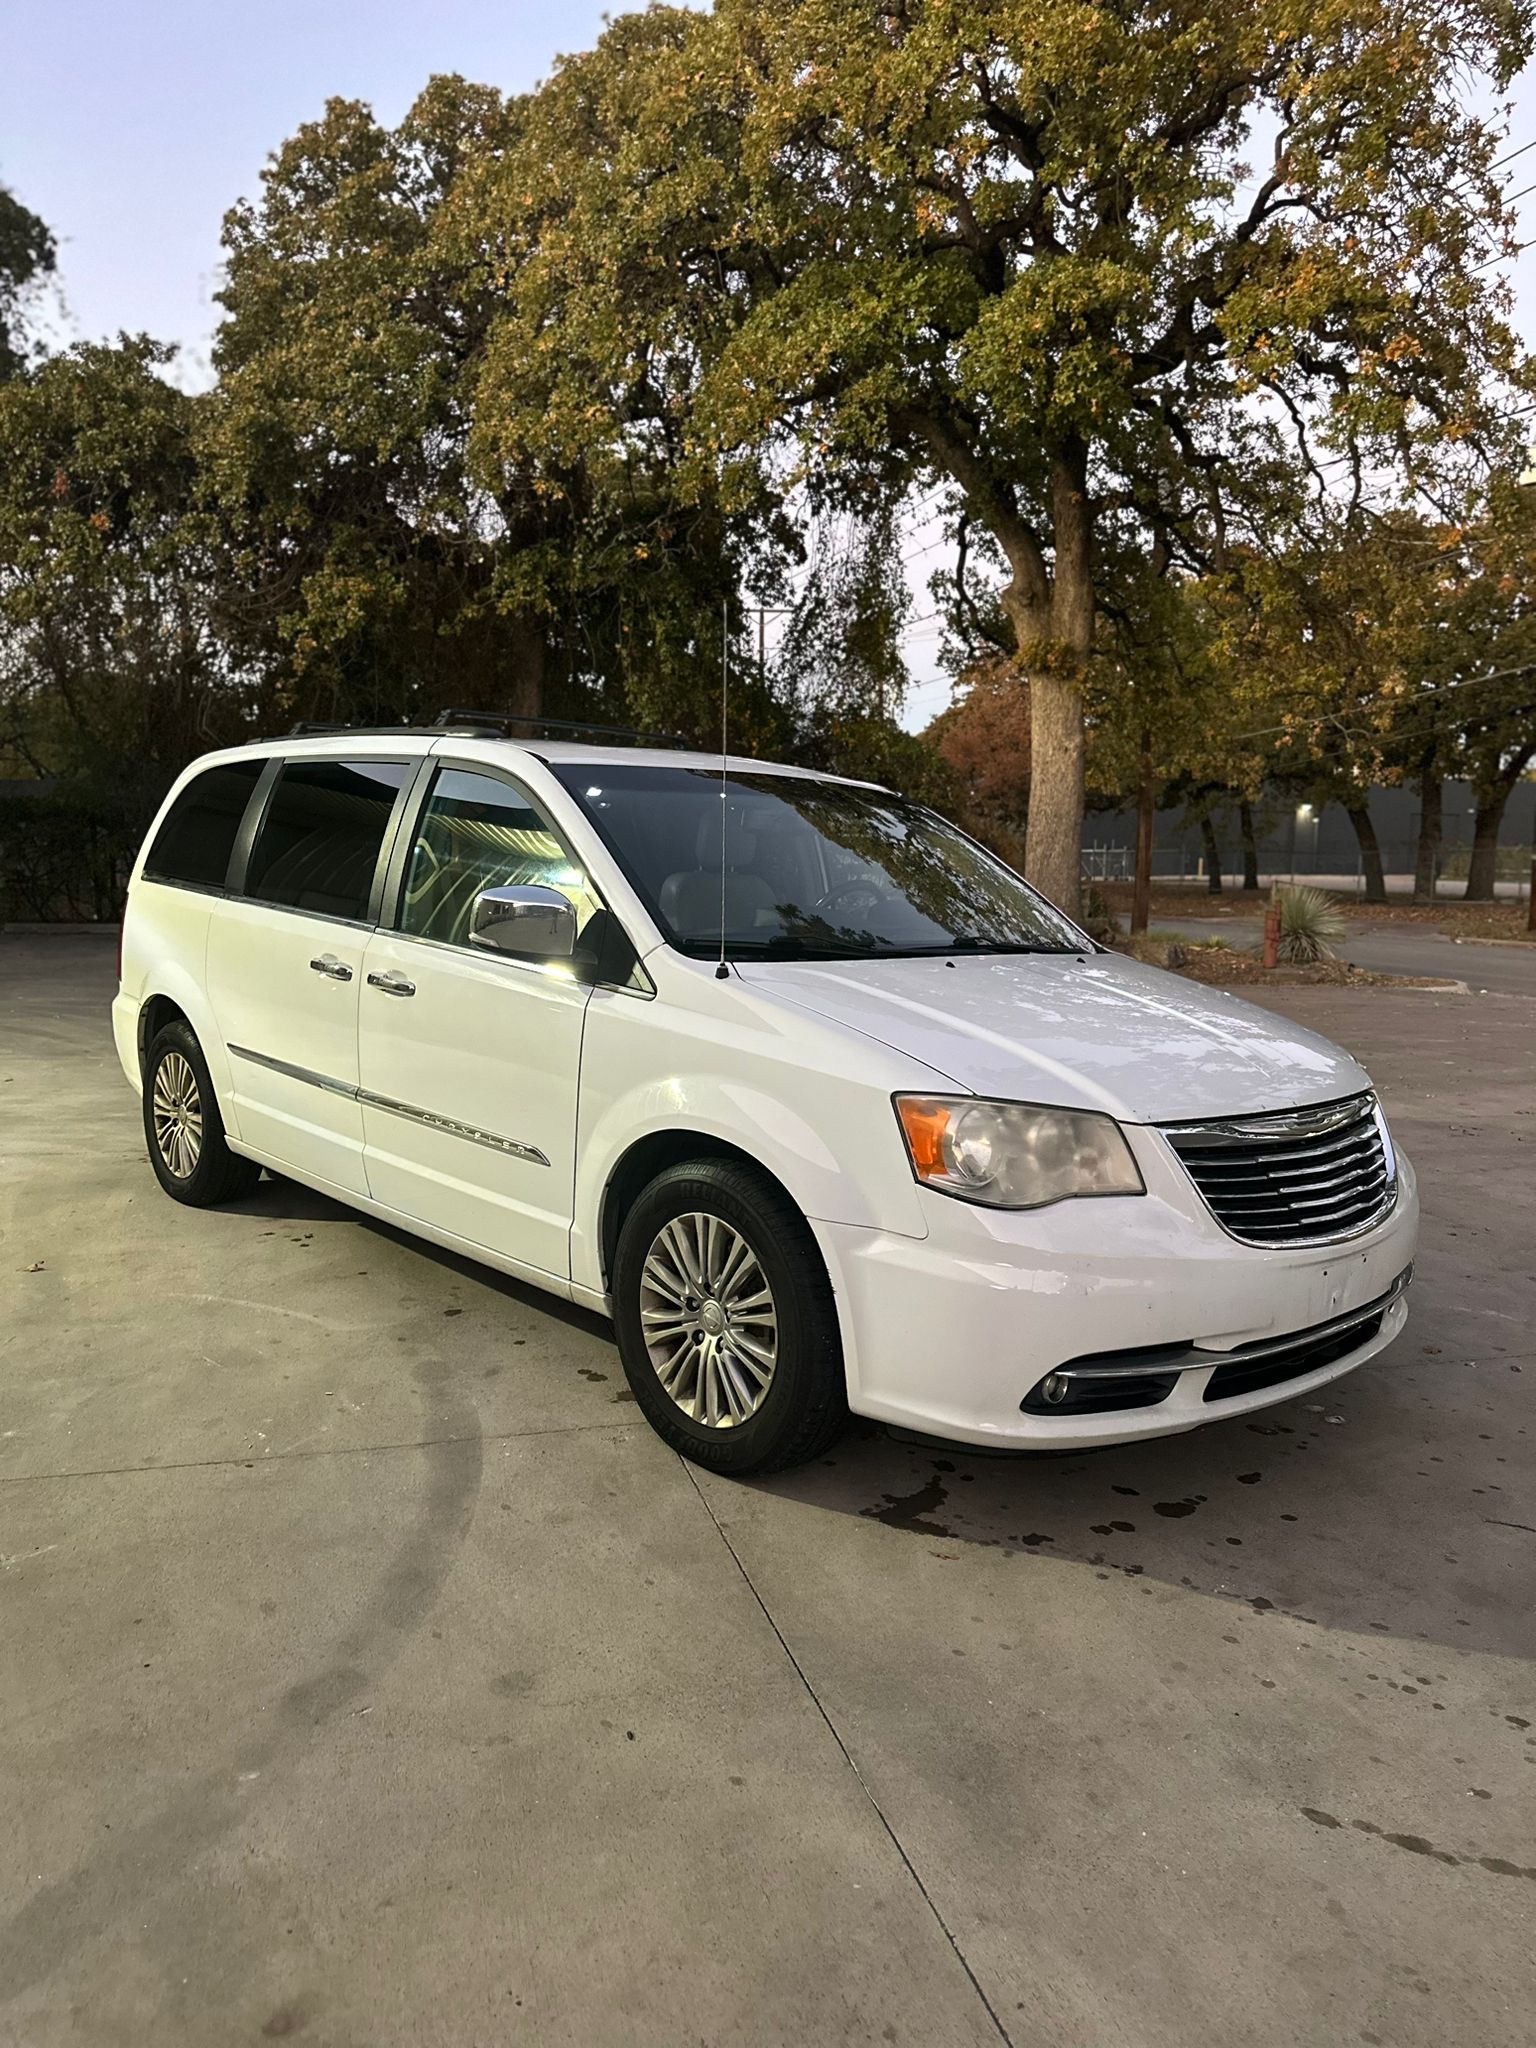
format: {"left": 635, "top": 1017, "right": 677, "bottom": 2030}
{"left": 2, "top": 2, "right": 627, "bottom": 387}
{"left": 6, "top": 2, "right": 1536, "bottom": 731}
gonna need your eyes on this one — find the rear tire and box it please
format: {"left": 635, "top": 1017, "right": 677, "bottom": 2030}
{"left": 142, "top": 1018, "right": 262, "bottom": 1207}
{"left": 612, "top": 1158, "right": 847, "bottom": 1475}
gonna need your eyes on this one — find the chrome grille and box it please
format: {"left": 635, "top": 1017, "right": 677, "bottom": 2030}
{"left": 1161, "top": 1093, "right": 1396, "bottom": 1247}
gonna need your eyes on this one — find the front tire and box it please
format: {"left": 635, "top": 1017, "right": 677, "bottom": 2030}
{"left": 612, "top": 1159, "right": 847, "bottom": 1475}
{"left": 142, "top": 1019, "right": 261, "bottom": 1207}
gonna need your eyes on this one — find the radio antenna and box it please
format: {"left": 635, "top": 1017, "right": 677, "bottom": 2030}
{"left": 716, "top": 598, "right": 730, "bottom": 980}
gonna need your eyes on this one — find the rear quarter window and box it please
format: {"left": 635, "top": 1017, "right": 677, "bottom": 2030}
{"left": 142, "top": 759, "right": 266, "bottom": 890}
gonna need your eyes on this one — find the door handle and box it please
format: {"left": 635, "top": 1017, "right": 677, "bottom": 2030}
{"left": 366, "top": 969, "right": 417, "bottom": 998}
{"left": 309, "top": 954, "right": 353, "bottom": 981}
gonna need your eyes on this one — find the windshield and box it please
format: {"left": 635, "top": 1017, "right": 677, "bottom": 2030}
{"left": 551, "top": 764, "right": 1086, "bottom": 962}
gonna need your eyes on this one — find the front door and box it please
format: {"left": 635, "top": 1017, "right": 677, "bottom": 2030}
{"left": 357, "top": 764, "right": 596, "bottom": 1280}
{"left": 206, "top": 755, "right": 414, "bottom": 1194}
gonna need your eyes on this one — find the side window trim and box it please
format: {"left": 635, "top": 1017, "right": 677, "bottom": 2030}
{"left": 364, "top": 760, "right": 423, "bottom": 928}
{"left": 234, "top": 753, "right": 421, "bottom": 925}
{"left": 225, "top": 756, "right": 282, "bottom": 896}
{"left": 375, "top": 754, "right": 439, "bottom": 931}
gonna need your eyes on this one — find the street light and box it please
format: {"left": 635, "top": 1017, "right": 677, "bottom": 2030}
{"left": 1293, "top": 801, "right": 1318, "bottom": 877}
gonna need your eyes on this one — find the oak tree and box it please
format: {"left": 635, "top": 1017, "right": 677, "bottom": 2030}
{"left": 585, "top": 0, "right": 1533, "bottom": 910}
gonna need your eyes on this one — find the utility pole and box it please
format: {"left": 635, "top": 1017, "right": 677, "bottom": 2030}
{"left": 743, "top": 605, "right": 793, "bottom": 693}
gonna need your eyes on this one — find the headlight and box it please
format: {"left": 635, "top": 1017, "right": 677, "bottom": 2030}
{"left": 894, "top": 1096, "right": 1145, "bottom": 1210}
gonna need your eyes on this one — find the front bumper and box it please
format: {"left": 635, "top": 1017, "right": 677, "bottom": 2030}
{"left": 814, "top": 1143, "right": 1419, "bottom": 1451}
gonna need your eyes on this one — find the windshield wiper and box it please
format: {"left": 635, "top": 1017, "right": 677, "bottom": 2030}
{"left": 706, "top": 935, "right": 1078, "bottom": 963}
{"left": 930, "top": 938, "right": 1078, "bottom": 956}
{"left": 716, "top": 936, "right": 872, "bottom": 961}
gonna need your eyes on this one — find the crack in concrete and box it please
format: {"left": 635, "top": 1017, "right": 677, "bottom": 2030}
{"left": 0, "top": 1418, "right": 626, "bottom": 1488}
{"left": 680, "top": 1458, "right": 1016, "bottom": 2048}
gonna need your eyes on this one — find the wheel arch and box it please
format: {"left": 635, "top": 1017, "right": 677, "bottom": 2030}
{"left": 598, "top": 1130, "right": 808, "bottom": 1296}
{"left": 131, "top": 969, "right": 240, "bottom": 1134}
{"left": 137, "top": 991, "right": 191, "bottom": 1073}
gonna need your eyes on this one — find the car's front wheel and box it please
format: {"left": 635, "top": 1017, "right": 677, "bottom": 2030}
{"left": 143, "top": 1018, "right": 262, "bottom": 1207}
{"left": 612, "top": 1159, "right": 847, "bottom": 1474}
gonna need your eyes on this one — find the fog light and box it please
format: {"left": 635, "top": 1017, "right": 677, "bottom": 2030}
{"left": 1040, "top": 1373, "right": 1069, "bottom": 1406}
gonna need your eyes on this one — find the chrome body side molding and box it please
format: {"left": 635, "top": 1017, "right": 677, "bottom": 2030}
{"left": 228, "top": 1042, "right": 356, "bottom": 1099}
{"left": 356, "top": 1088, "right": 550, "bottom": 1166}
{"left": 226, "top": 1043, "right": 549, "bottom": 1167}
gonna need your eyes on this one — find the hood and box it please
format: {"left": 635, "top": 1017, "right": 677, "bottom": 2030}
{"left": 734, "top": 950, "right": 1371, "bottom": 1124}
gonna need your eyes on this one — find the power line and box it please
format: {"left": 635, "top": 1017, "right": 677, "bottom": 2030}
{"left": 1230, "top": 660, "right": 1536, "bottom": 742}
{"left": 900, "top": 535, "right": 952, "bottom": 566}
{"left": 768, "top": 489, "right": 953, "bottom": 594}
{"left": 1471, "top": 236, "right": 1530, "bottom": 271}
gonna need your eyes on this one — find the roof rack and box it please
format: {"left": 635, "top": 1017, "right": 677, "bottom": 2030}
{"left": 430, "top": 709, "right": 689, "bottom": 748}
{"left": 286, "top": 721, "right": 411, "bottom": 737}
{"left": 283, "top": 711, "right": 688, "bottom": 749}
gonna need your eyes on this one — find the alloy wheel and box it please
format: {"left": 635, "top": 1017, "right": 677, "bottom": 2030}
{"left": 638, "top": 1212, "right": 779, "bottom": 1428}
{"left": 151, "top": 1050, "right": 203, "bottom": 1180}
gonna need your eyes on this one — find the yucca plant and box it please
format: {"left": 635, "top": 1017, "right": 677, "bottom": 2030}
{"left": 1275, "top": 886, "right": 1346, "bottom": 965}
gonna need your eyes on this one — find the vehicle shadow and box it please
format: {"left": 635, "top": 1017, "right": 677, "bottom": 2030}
{"left": 223, "top": 1170, "right": 615, "bottom": 1344}
{"left": 222, "top": 1174, "right": 1528, "bottom": 1664}
{"left": 745, "top": 1334, "right": 1532, "bottom": 1664}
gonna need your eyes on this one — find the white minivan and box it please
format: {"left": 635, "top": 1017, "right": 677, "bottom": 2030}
{"left": 113, "top": 718, "right": 1417, "bottom": 1473}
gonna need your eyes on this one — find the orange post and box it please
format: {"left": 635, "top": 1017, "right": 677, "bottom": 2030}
{"left": 1263, "top": 889, "right": 1281, "bottom": 970}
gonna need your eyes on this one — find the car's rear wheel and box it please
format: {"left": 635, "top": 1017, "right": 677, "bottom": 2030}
{"left": 612, "top": 1159, "right": 847, "bottom": 1474}
{"left": 143, "top": 1018, "right": 261, "bottom": 1207}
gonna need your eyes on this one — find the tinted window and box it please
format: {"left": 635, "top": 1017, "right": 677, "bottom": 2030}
{"left": 552, "top": 763, "right": 1084, "bottom": 960}
{"left": 245, "top": 760, "right": 412, "bottom": 922}
{"left": 143, "top": 760, "right": 264, "bottom": 889}
{"left": 398, "top": 769, "right": 603, "bottom": 947}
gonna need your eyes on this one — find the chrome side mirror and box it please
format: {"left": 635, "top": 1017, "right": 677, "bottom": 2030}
{"left": 469, "top": 885, "right": 577, "bottom": 959}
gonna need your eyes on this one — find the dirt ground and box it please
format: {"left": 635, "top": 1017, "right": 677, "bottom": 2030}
{"left": 1099, "top": 881, "right": 1535, "bottom": 944}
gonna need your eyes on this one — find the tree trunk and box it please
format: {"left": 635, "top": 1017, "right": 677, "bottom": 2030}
{"left": 1346, "top": 802, "right": 1387, "bottom": 903}
{"left": 1020, "top": 443, "right": 1093, "bottom": 917}
{"left": 502, "top": 614, "right": 545, "bottom": 722}
{"left": 1199, "top": 814, "right": 1223, "bottom": 893}
{"left": 913, "top": 418, "right": 1090, "bottom": 916}
{"left": 1238, "top": 800, "right": 1260, "bottom": 890}
{"left": 1464, "top": 788, "right": 1509, "bottom": 901}
{"left": 1465, "top": 748, "right": 1535, "bottom": 899}
{"left": 1131, "top": 729, "right": 1154, "bottom": 936}
{"left": 1024, "top": 669, "right": 1085, "bottom": 914}
{"left": 1412, "top": 756, "right": 1442, "bottom": 903}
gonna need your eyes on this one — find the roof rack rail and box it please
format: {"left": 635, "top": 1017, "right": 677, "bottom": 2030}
{"left": 430, "top": 709, "right": 688, "bottom": 749}
{"left": 286, "top": 721, "right": 413, "bottom": 737}
{"left": 282, "top": 712, "right": 688, "bottom": 748}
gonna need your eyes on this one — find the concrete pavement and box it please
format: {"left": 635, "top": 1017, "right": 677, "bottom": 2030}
{"left": 2, "top": 936, "right": 1533, "bottom": 2047}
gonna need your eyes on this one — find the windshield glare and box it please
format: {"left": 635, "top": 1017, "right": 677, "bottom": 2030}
{"left": 552, "top": 764, "right": 1084, "bottom": 961}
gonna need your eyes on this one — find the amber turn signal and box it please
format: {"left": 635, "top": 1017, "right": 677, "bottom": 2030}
{"left": 895, "top": 1097, "right": 953, "bottom": 1178}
